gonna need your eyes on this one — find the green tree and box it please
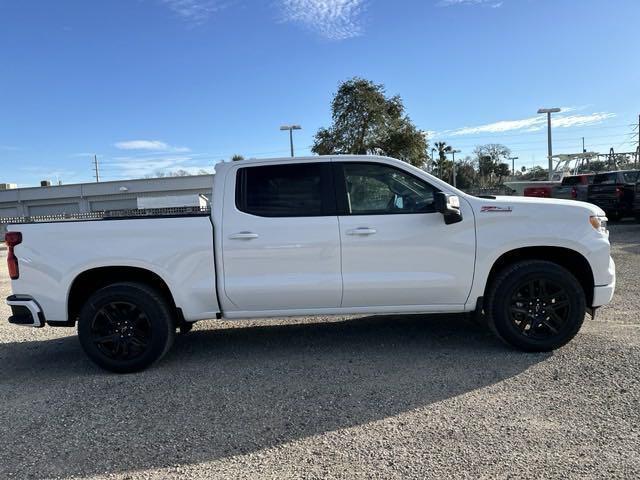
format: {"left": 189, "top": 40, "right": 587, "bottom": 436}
{"left": 587, "top": 160, "right": 607, "bottom": 172}
{"left": 473, "top": 144, "right": 512, "bottom": 185}
{"left": 494, "top": 163, "right": 511, "bottom": 184}
{"left": 231, "top": 154, "right": 245, "bottom": 162}
{"left": 312, "top": 78, "right": 429, "bottom": 168}
{"left": 521, "top": 165, "right": 548, "bottom": 180}
{"left": 454, "top": 157, "right": 478, "bottom": 190}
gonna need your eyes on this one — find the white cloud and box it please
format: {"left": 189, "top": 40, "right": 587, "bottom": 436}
{"left": 108, "top": 155, "right": 194, "bottom": 178}
{"left": 280, "top": 0, "right": 367, "bottom": 40}
{"left": 114, "top": 140, "right": 191, "bottom": 152}
{"left": 438, "top": 0, "right": 505, "bottom": 7}
{"left": 158, "top": 0, "right": 231, "bottom": 24}
{"left": 440, "top": 111, "right": 616, "bottom": 137}
{"left": 0, "top": 145, "right": 20, "bottom": 151}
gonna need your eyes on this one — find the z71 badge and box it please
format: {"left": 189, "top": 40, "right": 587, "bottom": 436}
{"left": 481, "top": 206, "right": 513, "bottom": 213}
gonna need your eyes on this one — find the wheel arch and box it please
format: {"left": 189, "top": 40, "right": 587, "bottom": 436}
{"left": 67, "top": 266, "right": 181, "bottom": 325}
{"left": 484, "top": 246, "right": 595, "bottom": 307}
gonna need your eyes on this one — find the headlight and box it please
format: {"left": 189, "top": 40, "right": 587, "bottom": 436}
{"left": 590, "top": 215, "right": 608, "bottom": 234}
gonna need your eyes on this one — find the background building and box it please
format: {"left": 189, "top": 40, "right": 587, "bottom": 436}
{"left": 0, "top": 175, "right": 214, "bottom": 234}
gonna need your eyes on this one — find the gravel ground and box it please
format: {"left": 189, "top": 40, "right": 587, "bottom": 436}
{"left": 0, "top": 224, "right": 638, "bottom": 479}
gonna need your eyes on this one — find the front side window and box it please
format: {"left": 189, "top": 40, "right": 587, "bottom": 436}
{"left": 340, "top": 163, "right": 436, "bottom": 215}
{"left": 236, "top": 163, "right": 328, "bottom": 217}
{"left": 623, "top": 171, "right": 639, "bottom": 183}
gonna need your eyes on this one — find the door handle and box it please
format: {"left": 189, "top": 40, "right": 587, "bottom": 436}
{"left": 229, "top": 232, "right": 259, "bottom": 240}
{"left": 347, "top": 227, "right": 377, "bottom": 236}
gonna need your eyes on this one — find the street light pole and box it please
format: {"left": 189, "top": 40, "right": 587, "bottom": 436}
{"left": 537, "top": 108, "right": 561, "bottom": 180}
{"left": 508, "top": 156, "right": 519, "bottom": 176}
{"left": 280, "top": 125, "right": 302, "bottom": 157}
{"left": 448, "top": 149, "right": 461, "bottom": 187}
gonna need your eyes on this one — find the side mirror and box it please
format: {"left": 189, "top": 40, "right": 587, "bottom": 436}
{"left": 434, "top": 192, "right": 463, "bottom": 225}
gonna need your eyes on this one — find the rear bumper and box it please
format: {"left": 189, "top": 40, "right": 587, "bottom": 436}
{"left": 6, "top": 295, "right": 45, "bottom": 328}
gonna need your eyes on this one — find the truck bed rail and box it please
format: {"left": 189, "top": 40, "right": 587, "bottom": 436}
{"left": 1, "top": 206, "right": 211, "bottom": 225}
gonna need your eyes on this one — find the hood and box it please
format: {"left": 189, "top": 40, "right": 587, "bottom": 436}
{"left": 469, "top": 195, "right": 606, "bottom": 217}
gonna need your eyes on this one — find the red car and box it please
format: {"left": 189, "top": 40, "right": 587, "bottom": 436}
{"left": 524, "top": 185, "right": 552, "bottom": 198}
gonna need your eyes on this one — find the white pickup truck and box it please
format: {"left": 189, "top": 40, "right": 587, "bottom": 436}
{"left": 5, "top": 155, "right": 615, "bottom": 372}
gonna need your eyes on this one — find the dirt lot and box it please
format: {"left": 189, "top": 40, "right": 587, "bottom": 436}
{"left": 0, "top": 224, "right": 639, "bottom": 479}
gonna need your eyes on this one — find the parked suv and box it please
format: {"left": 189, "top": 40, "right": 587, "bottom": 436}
{"left": 552, "top": 174, "right": 594, "bottom": 201}
{"left": 587, "top": 170, "right": 639, "bottom": 220}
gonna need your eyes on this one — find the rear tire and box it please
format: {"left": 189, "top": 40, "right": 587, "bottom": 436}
{"left": 486, "top": 260, "right": 586, "bottom": 352}
{"left": 78, "top": 282, "right": 175, "bottom": 373}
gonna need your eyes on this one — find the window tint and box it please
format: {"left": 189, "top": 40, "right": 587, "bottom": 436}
{"left": 623, "top": 171, "right": 639, "bottom": 183}
{"left": 562, "top": 175, "right": 593, "bottom": 186}
{"left": 561, "top": 176, "right": 581, "bottom": 186}
{"left": 593, "top": 173, "right": 618, "bottom": 185}
{"left": 340, "top": 163, "right": 436, "bottom": 215}
{"left": 236, "top": 163, "right": 326, "bottom": 217}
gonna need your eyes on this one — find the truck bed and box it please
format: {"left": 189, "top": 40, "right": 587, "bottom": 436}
{"left": 6, "top": 211, "right": 219, "bottom": 323}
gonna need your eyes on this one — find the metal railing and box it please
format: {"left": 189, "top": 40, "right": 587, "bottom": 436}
{"left": 1, "top": 206, "right": 211, "bottom": 225}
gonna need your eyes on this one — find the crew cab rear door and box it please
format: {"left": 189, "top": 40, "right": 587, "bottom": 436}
{"left": 220, "top": 161, "right": 342, "bottom": 312}
{"left": 334, "top": 160, "right": 475, "bottom": 308}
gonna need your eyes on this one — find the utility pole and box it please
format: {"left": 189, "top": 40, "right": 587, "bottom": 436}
{"left": 582, "top": 137, "right": 586, "bottom": 153}
{"left": 537, "top": 107, "right": 561, "bottom": 180}
{"left": 280, "top": 125, "right": 302, "bottom": 157}
{"left": 431, "top": 147, "right": 437, "bottom": 173}
{"left": 93, "top": 154, "right": 100, "bottom": 183}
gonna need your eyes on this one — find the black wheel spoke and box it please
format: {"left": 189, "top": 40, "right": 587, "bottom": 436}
{"left": 511, "top": 307, "right": 530, "bottom": 316}
{"left": 129, "top": 337, "right": 147, "bottom": 349}
{"left": 549, "top": 299, "right": 570, "bottom": 310}
{"left": 540, "top": 318, "right": 559, "bottom": 334}
{"left": 91, "top": 301, "right": 151, "bottom": 361}
{"left": 509, "top": 275, "right": 570, "bottom": 340}
{"left": 94, "top": 333, "right": 119, "bottom": 345}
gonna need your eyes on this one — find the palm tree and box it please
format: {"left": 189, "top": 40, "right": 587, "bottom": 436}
{"left": 433, "top": 142, "right": 452, "bottom": 179}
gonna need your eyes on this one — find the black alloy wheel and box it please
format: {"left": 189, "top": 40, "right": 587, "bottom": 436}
{"left": 78, "top": 282, "right": 175, "bottom": 373}
{"left": 487, "top": 260, "right": 586, "bottom": 352}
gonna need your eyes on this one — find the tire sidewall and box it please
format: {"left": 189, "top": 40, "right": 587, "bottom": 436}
{"left": 78, "top": 283, "right": 174, "bottom": 373}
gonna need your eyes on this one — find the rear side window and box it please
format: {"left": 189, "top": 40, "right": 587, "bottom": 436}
{"left": 593, "top": 173, "right": 618, "bottom": 185}
{"left": 623, "top": 171, "right": 639, "bottom": 183}
{"left": 236, "top": 163, "right": 331, "bottom": 217}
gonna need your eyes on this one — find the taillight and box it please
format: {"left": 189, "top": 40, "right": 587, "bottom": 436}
{"left": 571, "top": 187, "right": 578, "bottom": 199}
{"left": 5, "top": 232, "right": 22, "bottom": 280}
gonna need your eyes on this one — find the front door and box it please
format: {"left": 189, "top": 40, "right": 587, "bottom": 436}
{"left": 222, "top": 161, "right": 342, "bottom": 312}
{"left": 335, "top": 161, "right": 476, "bottom": 308}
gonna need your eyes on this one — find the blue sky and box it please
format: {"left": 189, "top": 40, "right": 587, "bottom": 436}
{"left": 1, "top": 0, "right": 639, "bottom": 186}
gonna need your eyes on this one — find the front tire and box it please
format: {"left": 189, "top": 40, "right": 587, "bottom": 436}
{"left": 486, "top": 260, "right": 586, "bottom": 352}
{"left": 78, "top": 282, "right": 175, "bottom": 373}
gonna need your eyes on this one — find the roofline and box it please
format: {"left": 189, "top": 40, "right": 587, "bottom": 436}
{"left": 217, "top": 154, "right": 399, "bottom": 167}
{"left": 1, "top": 173, "right": 215, "bottom": 193}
